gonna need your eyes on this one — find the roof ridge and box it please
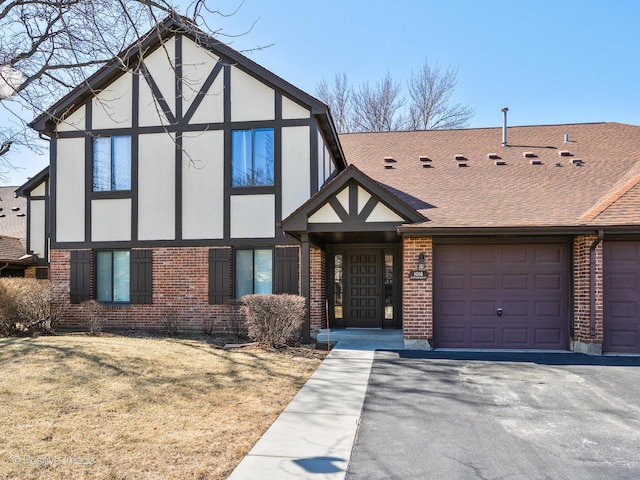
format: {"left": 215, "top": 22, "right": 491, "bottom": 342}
{"left": 580, "top": 162, "right": 640, "bottom": 223}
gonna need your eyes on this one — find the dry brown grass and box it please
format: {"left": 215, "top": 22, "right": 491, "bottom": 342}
{"left": 0, "top": 334, "right": 326, "bottom": 479}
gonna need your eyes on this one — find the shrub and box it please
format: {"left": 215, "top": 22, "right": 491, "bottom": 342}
{"left": 241, "top": 294, "right": 306, "bottom": 347}
{"left": 80, "top": 300, "right": 104, "bottom": 335}
{"left": 0, "top": 278, "right": 67, "bottom": 335}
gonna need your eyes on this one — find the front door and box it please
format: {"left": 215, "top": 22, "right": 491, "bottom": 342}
{"left": 330, "top": 246, "right": 399, "bottom": 329}
{"left": 346, "top": 249, "right": 381, "bottom": 328}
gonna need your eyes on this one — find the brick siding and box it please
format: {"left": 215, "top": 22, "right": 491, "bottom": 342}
{"left": 572, "top": 235, "right": 604, "bottom": 346}
{"left": 50, "top": 246, "right": 298, "bottom": 332}
{"left": 402, "top": 236, "right": 433, "bottom": 342}
{"left": 309, "top": 245, "right": 326, "bottom": 332}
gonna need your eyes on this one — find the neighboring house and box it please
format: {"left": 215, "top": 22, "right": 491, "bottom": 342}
{"left": 24, "top": 17, "right": 640, "bottom": 354}
{"left": 0, "top": 185, "right": 41, "bottom": 277}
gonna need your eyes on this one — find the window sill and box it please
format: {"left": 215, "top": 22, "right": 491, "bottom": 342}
{"left": 91, "top": 190, "right": 132, "bottom": 200}
{"left": 230, "top": 186, "right": 275, "bottom": 195}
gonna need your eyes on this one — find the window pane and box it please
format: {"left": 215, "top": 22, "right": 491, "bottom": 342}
{"left": 254, "top": 249, "right": 272, "bottom": 294}
{"left": 253, "top": 129, "right": 274, "bottom": 186}
{"left": 235, "top": 250, "right": 254, "bottom": 298}
{"left": 232, "top": 130, "right": 252, "bottom": 186}
{"left": 334, "top": 254, "right": 343, "bottom": 319}
{"left": 93, "top": 138, "right": 111, "bottom": 191}
{"left": 96, "top": 251, "right": 113, "bottom": 302}
{"left": 113, "top": 251, "right": 130, "bottom": 302}
{"left": 384, "top": 253, "right": 393, "bottom": 320}
{"left": 112, "top": 136, "right": 131, "bottom": 190}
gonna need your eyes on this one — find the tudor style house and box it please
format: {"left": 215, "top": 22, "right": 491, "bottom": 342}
{"left": 24, "top": 17, "right": 640, "bottom": 355}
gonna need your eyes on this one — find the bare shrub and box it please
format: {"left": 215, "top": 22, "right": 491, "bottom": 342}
{"left": 225, "top": 310, "right": 245, "bottom": 340}
{"left": 241, "top": 294, "right": 306, "bottom": 347}
{"left": 0, "top": 278, "right": 66, "bottom": 335}
{"left": 162, "top": 311, "right": 178, "bottom": 336}
{"left": 81, "top": 300, "right": 104, "bottom": 335}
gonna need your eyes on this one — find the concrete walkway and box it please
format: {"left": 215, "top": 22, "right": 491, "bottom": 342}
{"left": 227, "top": 330, "right": 403, "bottom": 480}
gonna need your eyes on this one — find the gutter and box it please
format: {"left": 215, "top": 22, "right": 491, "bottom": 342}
{"left": 589, "top": 230, "right": 604, "bottom": 337}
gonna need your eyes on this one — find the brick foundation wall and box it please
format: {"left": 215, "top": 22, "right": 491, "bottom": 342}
{"left": 310, "top": 246, "right": 326, "bottom": 333}
{"left": 402, "top": 236, "right": 433, "bottom": 342}
{"left": 50, "top": 246, "right": 299, "bottom": 333}
{"left": 572, "top": 235, "right": 603, "bottom": 347}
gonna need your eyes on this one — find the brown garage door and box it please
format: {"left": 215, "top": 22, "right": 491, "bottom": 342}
{"left": 604, "top": 241, "right": 640, "bottom": 353}
{"left": 434, "top": 243, "right": 569, "bottom": 350}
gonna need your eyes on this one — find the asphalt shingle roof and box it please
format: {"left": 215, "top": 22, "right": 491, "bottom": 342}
{"left": 338, "top": 122, "right": 640, "bottom": 229}
{"left": 0, "top": 186, "right": 27, "bottom": 241}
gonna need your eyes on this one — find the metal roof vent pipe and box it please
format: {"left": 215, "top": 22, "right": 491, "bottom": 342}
{"left": 564, "top": 133, "right": 570, "bottom": 143}
{"left": 501, "top": 107, "right": 508, "bottom": 147}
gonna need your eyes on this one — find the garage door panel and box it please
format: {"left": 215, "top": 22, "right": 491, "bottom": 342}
{"left": 604, "top": 242, "right": 640, "bottom": 353}
{"left": 503, "top": 274, "right": 528, "bottom": 290}
{"left": 435, "top": 243, "right": 568, "bottom": 350}
{"left": 470, "top": 328, "right": 497, "bottom": 344}
{"left": 502, "top": 328, "right": 529, "bottom": 346}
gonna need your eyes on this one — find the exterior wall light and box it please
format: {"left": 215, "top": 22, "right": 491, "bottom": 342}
{"left": 418, "top": 252, "right": 426, "bottom": 271}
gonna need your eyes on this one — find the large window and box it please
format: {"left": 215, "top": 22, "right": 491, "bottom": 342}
{"left": 93, "top": 136, "right": 131, "bottom": 191}
{"left": 232, "top": 128, "right": 274, "bottom": 187}
{"left": 96, "top": 251, "right": 130, "bottom": 302}
{"left": 235, "top": 249, "right": 272, "bottom": 298}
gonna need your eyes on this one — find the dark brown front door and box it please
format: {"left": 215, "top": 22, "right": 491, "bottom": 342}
{"left": 434, "top": 243, "right": 569, "bottom": 350}
{"left": 346, "top": 249, "right": 382, "bottom": 328}
{"left": 604, "top": 241, "right": 640, "bottom": 353}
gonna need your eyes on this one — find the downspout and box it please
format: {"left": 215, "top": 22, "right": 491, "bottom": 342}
{"left": 0, "top": 262, "right": 8, "bottom": 275}
{"left": 589, "top": 230, "right": 604, "bottom": 337}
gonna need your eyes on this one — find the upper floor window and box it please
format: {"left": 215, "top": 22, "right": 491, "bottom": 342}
{"left": 93, "top": 136, "right": 131, "bottom": 191}
{"left": 232, "top": 128, "right": 274, "bottom": 187}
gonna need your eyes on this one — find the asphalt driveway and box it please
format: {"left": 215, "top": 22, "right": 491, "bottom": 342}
{"left": 346, "top": 351, "right": 640, "bottom": 480}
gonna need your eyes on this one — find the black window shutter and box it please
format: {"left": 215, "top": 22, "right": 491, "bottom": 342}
{"left": 274, "top": 247, "right": 299, "bottom": 294}
{"left": 209, "top": 248, "right": 231, "bottom": 304}
{"left": 70, "top": 250, "right": 91, "bottom": 304}
{"left": 130, "top": 250, "right": 153, "bottom": 304}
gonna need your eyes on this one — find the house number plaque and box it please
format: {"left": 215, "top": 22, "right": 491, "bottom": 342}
{"left": 408, "top": 270, "right": 428, "bottom": 280}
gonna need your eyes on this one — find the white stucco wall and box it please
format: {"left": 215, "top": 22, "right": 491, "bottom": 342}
{"left": 281, "top": 126, "right": 310, "bottom": 218}
{"left": 138, "top": 133, "right": 175, "bottom": 240}
{"left": 309, "top": 203, "right": 341, "bottom": 223}
{"left": 144, "top": 38, "right": 176, "bottom": 117}
{"left": 92, "top": 72, "right": 133, "bottom": 129}
{"left": 358, "top": 186, "right": 372, "bottom": 213}
{"left": 366, "top": 202, "right": 404, "bottom": 222}
{"left": 91, "top": 199, "right": 131, "bottom": 241}
{"left": 230, "top": 66, "right": 274, "bottom": 121}
{"left": 56, "top": 138, "right": 85, "bottom": 242}
{"left": 29, "top": 199, "right": 46, "bottom": 257}
{"left": 31, "top": 181, "right": 46, "bottom": 197}
{"left": 138, "top": 78, "right": 170, "bottom": 127}
{"left": 181, "top": 36, "right": 223, "bottom": 123}
{"left": 230, "top": 195, "right": 275, "bottom": 238}
{"left": 57, "top": 105, "right": 86, "bottom": 132}
{"left": 282, "top": 96, "right": 310, "bottom": 119}
{"left": 182, "top": 130, "right": 224, "bottom": 239}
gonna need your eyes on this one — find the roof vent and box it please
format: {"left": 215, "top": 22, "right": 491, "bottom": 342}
{"left": 495, "top": 160, "right": 507, "bottom": 166}
{"left": 384, "top": 157, "right": 396, "bottom": 163}
{"left": 384, "top": 164, "right": 394, "bottom": 170}
{"left": 457, "top": 162, "right": 468, "bottom": 168}
{"left": 558, "top": 150, "right": 572, "bottom": 157}
{"left": 0, "top": 214, "right": 4, "bottom": 218}
{"left": 502, "top": 107, "right": 508, "bottom": 147}
{"left": 422, "top": 163, "right": 433, "bottom": 168}
{"left": 564, "top": 133, "right": 570, "bottom": 143}
{"left": 530, "top": 159, "right": 542, "bottom": 165}
{"left": 555, "top": 162, "right": 563, "bottom": 167}
{"left": 454, "top": 154, "right": 466, "bottom": 161}
{"left": 16, "top": 213, "right": 25, "bottom": 217}
{"left": 572, "top": 158, "right": 584, "bottom": 166}
{"left": 487, "top": 153, "right": 501, "bottom": 159}
{"left": 523, "top": 152, "right": 537, "bottom": 158}
{"left": 419, "top": 156, "right": 431, "bottom": 163}
{"left": 11, "top": 206, "right": 19, "bottom": 211}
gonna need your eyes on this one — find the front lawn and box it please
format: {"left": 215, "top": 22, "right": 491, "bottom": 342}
{"left": 0, "top": 334, "right": 325, "bottom": 479}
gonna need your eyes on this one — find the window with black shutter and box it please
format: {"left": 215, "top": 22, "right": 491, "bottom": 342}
{"left": 274, "top": 246, "right": 299, "bottom": 294}
{"left": 70, "top": 250, "right": 91, "bottom": 304}
{"left": 209, "top": 248, "right": 231, "bottom": 304}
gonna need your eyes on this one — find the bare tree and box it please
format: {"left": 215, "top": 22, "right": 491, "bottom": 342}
{"left": 407, "top": 60, "right": 474, "bottom": 130}
{"left": 352, "top": 72, "right": 406, "bottom": 132}
{"left": 0, "top": 0, "right": 255, "bottom": 179}
{"left": 315, "top": 72, "right": 353, "bottom": 134}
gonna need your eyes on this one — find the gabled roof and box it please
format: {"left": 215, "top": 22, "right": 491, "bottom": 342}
{"left": 0, "top": 186, "right": 26, "bottom": 241}
{"left": 339, "top": 122, "right": 640, "bottom": 231}
{"left": 16, "top": 166, "right": 49, "bottom": 197}
{"left": 29, "top": 16, "right": 346, "bottom": 169}
{"left": 282, "top": 164, "right": 427, "bottom": 234}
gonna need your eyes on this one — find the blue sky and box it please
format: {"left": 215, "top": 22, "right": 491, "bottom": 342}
{"left": 4, "top": 0, "right": 640, "bottom": 185}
